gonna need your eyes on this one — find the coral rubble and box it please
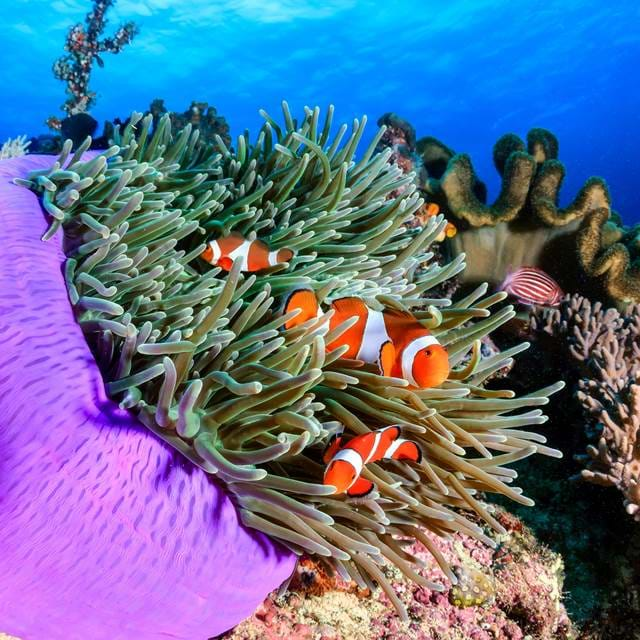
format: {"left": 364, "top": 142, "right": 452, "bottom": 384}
{"left": 529, "top": 295, "right": 640, "bottom": 519}
{"left": 49, "top": 0, "right": 138, "bottom": 119}
{"left": 17, "top": 103, "right": 565, "bottom": 621}
{"left": 221, "top": 507, "right": 574, "bottom": 640}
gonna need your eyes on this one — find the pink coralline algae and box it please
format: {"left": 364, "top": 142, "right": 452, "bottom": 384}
{"left": 49, "top": 0, "right": 138, "bottom": 121}
{"left": 221, "top": 507, "right": 574, "bottom": 640}
{"left": 0, "top": 155, "right": 295, "bottom": 640}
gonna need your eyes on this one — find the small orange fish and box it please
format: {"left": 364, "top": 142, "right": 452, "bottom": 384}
{"left": 323, "top": 425, "right": 422, "bottom": 496}
{"left": 414, "top": 202, "right": 457, "bottom": 241}
{"left": 284, "top": 290, "right": 449, "bottom": 388}
{"left": 201, "top": 232, "right": 294, "bottom": 272}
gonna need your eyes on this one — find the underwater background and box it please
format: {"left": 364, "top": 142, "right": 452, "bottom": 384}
{"left": 1, "top": 0, "right": 639, "bottom": 217}
{"left": 1, "top": 1, "right": 640, "bottom": 639}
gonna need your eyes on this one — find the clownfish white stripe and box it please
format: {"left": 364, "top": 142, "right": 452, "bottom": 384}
{"left": 401, "top": 335, "right": 440, "bottom": 387}
{"left": 356, "top": 308, "right": 390, "bottom": 363}
{"left": 384, "top": 437, "right": 408, "bottom": 459}
{"left": 209, "top": 240, "right": 222, "bottom": 264}
{"left": 268, "top": 250, "right": 280, "bottom": 267}
{"left": 332, "top": 447, "right": 364, "bottom": 486}
{"left": 363, "top": 431, "right": 383, "bottom": 465}
{"left": 227, "top": 240, "right": 252, "bottom": 271}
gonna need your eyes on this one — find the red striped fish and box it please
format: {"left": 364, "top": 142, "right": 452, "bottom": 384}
{"left": 499, "top": 266, "right": 564, "bottom": 306}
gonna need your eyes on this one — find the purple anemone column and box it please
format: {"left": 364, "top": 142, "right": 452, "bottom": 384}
{"left": 0, "top": 155, "right": 296, "bottom": 640}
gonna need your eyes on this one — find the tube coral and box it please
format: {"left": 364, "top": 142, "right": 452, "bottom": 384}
{"left": 18, "top": 103, "right": 563, "bottom": 620}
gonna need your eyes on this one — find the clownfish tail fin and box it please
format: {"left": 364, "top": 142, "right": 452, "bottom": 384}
{"left": 347, "top": 476, "right": 374, "bottom": 498}
{"left": 389, "top": 439, "right": 422, "bottom": 464}
{"left": 383, "top": 424, "right": 402, "bottom": 440}
{"left": 277, "top": 248, "right": 294, "bottom": 263}
{"left": 284, "top": 289, "right": 319, "bottom": 330}
{"left": 322, "top": 432, "right": 343, "bottom": 464}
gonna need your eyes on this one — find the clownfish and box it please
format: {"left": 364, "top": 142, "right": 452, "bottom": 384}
{"left": 323, "top": 425, "right": 422, "bottom": 496}
{"left": 201, "top": 232, "right": 294, "bottom": 272}
{"left": 284, "top": 290, "right": 450, "bottom": 388}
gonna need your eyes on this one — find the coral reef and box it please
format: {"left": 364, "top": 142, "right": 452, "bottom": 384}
{"left": 415, "top": 127, "right": 640, "bottom": 305}
{"left": 0, "top": 135, "right": 30, "bottom": 160}
{"left": 376, "top": 112, "right": 416, "bottom": 178}
{"left": 49, "top": 0, "right": 138, "bottom": 119}
{"left": 0, "top": 155, "right": 295, "bottom": 640}
{"left": 529, "top": 295, "right": 640, "bottom": 519}
{"left": 148, "top": 98, "right": 232, "bottom": 149}
{"left": 18, "top": 103, "right": 564, "bottom": 621}
{"left": 221, "top": 507, "right": 574, "bottom": 640}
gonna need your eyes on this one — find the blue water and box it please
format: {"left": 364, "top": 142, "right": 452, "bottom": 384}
{"left": 1, "top": 0, "right": 638, "bottom": 219}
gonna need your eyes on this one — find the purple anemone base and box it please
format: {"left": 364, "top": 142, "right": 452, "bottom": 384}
{"left": 0, "top": 156, "right": 296, "bottom": 640}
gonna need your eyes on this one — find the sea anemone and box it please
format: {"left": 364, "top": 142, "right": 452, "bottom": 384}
{"left": 18, "top": 103, "right": 563, "bottom": 620}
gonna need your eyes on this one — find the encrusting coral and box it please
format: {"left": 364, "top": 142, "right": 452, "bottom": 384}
{"left": 529, "top": 295, "right": 640, "bottom": 519}
{"left": 0, "top": 135, "right": 30, "bottom": 160}
{"left": 19, "top": 103, "right": 564, "bottom": 619}
{"left": 416, "top": 128, "right": 640, "bottom": 305}
{"left": 48, "top": 0, "right": 138, "bottom": 124}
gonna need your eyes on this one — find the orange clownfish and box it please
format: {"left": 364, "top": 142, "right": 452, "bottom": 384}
{"left": 284, "top": 290, "right": 450, "bottom": 388}
{"left": 201, "top": 232, "right": 294, "bottom": 272}
{"left": 323, "top": 425, "right": 422, "bottom": 496}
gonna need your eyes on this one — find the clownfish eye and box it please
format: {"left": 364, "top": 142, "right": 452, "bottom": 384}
{"left": 425, "top": 348, "right": 432, "bottom": 357}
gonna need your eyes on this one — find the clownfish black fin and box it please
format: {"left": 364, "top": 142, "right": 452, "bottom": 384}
{"left": 378, "top": 340, "right": 396, "bottom": 377}
{"left": 284, "top": 289, "right": 318, "bottom": 330}
{"left": 322, "top": 432, "right": 343, "bottom": 464}
{"left": 347, "top": 476, "right": 374, "bottom": 497}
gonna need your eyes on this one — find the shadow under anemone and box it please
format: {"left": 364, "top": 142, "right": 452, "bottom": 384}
{"left": 0, "top": 155, "right": 295, "bottom": 640}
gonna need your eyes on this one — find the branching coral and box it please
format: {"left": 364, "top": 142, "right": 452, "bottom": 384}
{"left": 530, "top": 295, "right": 640, "bottom": 519}
{"left": 417, "top": 128, "right": 640, "bottom": 305}
{"left": 49, "top": 0, "right": 138, "bottom": 119}
{"left": 0, "top": 135, "right": 30, "bottom": 159}
{"left": 19, "top": 103, "right": 563, "bottom": 619}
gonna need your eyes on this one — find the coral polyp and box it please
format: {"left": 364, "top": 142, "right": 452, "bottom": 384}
{"left": 20, "top": 103, "right": 563, "bottom": 619}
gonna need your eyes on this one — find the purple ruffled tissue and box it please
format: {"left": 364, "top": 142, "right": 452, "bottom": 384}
{"left": 0, "top": 156, "right": 296, "bottom": 640}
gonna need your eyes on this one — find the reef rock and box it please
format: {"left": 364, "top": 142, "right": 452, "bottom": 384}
{"left": 221, "top": 507, "right": 574, "bottom": 640}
